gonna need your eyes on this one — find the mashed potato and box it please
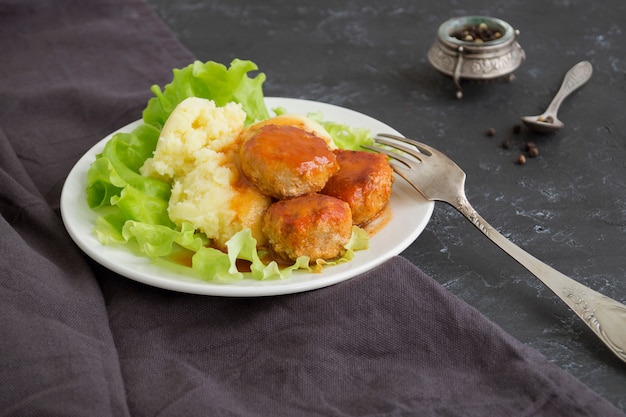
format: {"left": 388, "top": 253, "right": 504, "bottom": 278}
{"left": 140, "top": 97, "right": 246, "bottom": 180}
{"left": 140, "top": 97, "right": 271, "bottom": 249}
{"left": 168, "top": 151, "right": 271, "bottom": 248}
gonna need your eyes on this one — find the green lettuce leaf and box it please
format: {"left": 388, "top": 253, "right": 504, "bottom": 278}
{"left": 86, "top": 59, "right": 373, "bottom": 283}
{"left": 190, "top": 229, "right": 311, "bottom": 282}
{"left": 86, "top": 124, "right": 170, "bottom": 210}
{"left": 143, "top": 59, "right": 270, "bottom": 129}
{"left": 320, "top": 119, "right": 373, "bottom": 150}
{"left": 86, "top": 122, "right": 174, "bottom": 245}
{"left": 274, "top": 108, "right": 374, "bottom": 150}
{"left": 121, "top": 220, "right": 206, "bottom": 258}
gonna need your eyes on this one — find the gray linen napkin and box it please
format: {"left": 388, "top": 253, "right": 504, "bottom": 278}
{"left": 0, "top": 0, "right": 624, "bottom": 416}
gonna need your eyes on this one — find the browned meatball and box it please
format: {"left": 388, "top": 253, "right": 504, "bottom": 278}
{"left": 240, "top": 124, "right": 339, "bottom": 199}
{"left": 322, "top": 149, "right": 394, "bottom": 225}
{"left": 262, "top": 193, "right": 353, "bottom": 263}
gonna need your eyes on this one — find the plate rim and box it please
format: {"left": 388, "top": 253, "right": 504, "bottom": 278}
{"left": 60, "top": 97, "right": 434, "bottom": 297}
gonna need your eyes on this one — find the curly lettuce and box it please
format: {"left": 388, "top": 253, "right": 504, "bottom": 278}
{"left": 143, "top": 58, "right": 270, "bottom": 129}
{"left": 86, "top": 59, "right": 372, "bottom": 283}
{"left": 273, "top": 108, "right": 373, "bottom": 150}
{"left": 307, "top": 111, "right": 374, "bottom": 150}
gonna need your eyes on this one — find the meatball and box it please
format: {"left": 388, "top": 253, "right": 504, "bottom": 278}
{"left": 322, "top": 149, "right": 394, "bottom": 225}
{"left": 240, "top": 124, "right": 339, "bottom": 199}
{"left": 238, "top": 114, "right": 336, "bottom": 149}
{"left": 262, "top": 194, "right": 353, "bottom": 263}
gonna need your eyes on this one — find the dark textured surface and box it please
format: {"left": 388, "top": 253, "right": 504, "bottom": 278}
{"left": 143, "top": 0, "right": 626, "bottom": 411}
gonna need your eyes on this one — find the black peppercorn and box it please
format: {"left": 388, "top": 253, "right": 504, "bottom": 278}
{"left": 500, "top": 139, "right": 514, "bottom": 149}
{"left": 453, "top": 23, "right": 503, "bottom": 43}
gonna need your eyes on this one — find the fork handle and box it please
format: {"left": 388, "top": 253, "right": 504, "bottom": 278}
{"left": 454, "top": 195, "right": 626, "bottom": 363}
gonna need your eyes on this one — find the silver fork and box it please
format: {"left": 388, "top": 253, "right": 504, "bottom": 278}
{"left": 366, "top": 133, "right": 626, "bottom": 363}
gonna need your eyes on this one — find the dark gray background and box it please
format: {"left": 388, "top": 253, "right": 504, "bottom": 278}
{"left": 144, "top": 0, "right": 626, "bottom": 411}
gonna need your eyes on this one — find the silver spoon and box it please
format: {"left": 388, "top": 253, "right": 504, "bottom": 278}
{"left": 521, "top": 61, "right": 593, "bottom": 133}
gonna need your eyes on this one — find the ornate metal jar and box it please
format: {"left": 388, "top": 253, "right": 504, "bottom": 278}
{"left": 427, "top": 16, "right": 525, "bottom": 98}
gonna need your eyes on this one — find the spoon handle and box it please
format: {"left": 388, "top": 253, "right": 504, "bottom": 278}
{"left": 546, "top": 61, "right": 593, "bottom": 115}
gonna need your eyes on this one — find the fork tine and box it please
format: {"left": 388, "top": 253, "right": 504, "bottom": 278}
{"left": 376, "top": 133, "right": 436, "bottom": 157}
{"left": 370, "top": 136, "right": 425, "bottom": 163}
{"left": 363, "top": 143, "right": 423, "bottom": 194}
{"left": 362, "top": 143, "right": 417, "bottom": 170}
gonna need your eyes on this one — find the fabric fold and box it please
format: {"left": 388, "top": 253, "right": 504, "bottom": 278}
{"left": 0, "top": 0, "right": 193, "bottom": 415}
{"left": 0, "top": 0, "right": 624, "bottom": 416}
{"left": 100, "top": 256, "right": 624, "bottom": 417}
{"left": 0, "top": 125, "right": 130, "bottom": 415}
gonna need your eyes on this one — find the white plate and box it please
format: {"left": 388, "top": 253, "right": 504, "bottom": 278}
{"left": 60, "top": 97, "right": 433, "bottom": 296}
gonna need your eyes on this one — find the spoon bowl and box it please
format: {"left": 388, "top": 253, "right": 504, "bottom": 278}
{"left": 521, "top": 61, "right": 592, "bottom": 133}
{"left": 520, "top": 114, "right": 564, "bottom": 133}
